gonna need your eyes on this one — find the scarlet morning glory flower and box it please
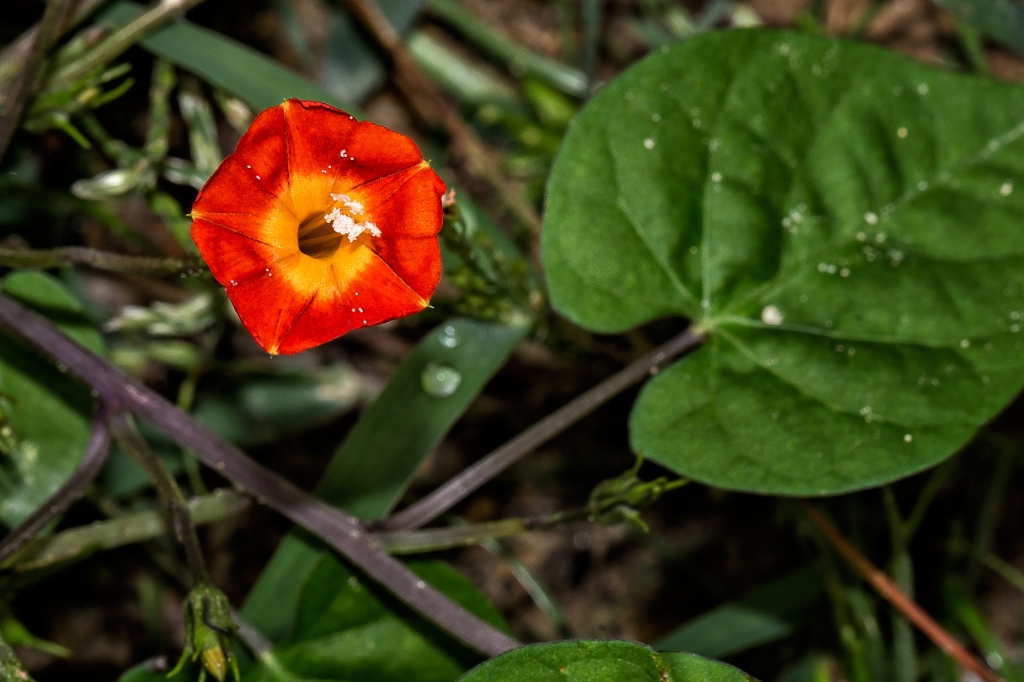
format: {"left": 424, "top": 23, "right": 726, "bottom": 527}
{"left": 191, "top": 99, "right": 446, "bottom": 355}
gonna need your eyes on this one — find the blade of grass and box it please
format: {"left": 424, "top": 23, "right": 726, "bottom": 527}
{"left": 241, "top": 318, "right": 528, "bottom": 642}
{"left": 98, "top": 1, "right": 354, "bottom": 113}
{"left": 425, "top": 0, "right": 588, "bottom": 97}
{"left": 655, "top": 566, "right": 824, "bottom": 658}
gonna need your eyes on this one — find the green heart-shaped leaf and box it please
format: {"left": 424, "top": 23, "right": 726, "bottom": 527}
{"left": 456, "top": 641, "right": 754, "bottom": 681}
{"left": 543, "top": 30, "right": 1024, "bottom": 494}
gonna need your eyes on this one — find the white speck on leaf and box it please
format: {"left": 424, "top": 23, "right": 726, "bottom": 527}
{"left": 761, "top": 305, "right": 784, "bottom": 326}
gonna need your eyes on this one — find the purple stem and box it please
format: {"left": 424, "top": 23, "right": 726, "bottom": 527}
{"left": 380, "top": 326, "right": 705, "bottom": 531}
{"left": 0, "top": 293, "right": 519, "bottom": 657}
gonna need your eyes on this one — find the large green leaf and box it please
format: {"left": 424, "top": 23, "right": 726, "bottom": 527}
{"left": 0, "top": 272, "right": 101, "bottom": 526}
{"left": 243, "top": 555, "right": 508, "bottom": 682}
{"left": 457, "top": 641, "right": 755, "bottom": 682}
{"left": 242, "top": 319, "right": 528, "bottom": 641}
{"left": 100, "top": 2, "right": 351, "bottom": 112}
{"left": 543, "top": 29, "right": 1024, "bottom": 495}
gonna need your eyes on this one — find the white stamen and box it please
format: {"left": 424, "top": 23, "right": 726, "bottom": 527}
{"left": 324, "top": 207, "right": 381, "bottom": 241}
{"left": 331, "top": 193, "right": 364, "bottom": 215}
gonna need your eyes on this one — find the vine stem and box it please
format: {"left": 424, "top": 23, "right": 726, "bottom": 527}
{"left": 381, "top": 326, "right": 706, "bottom": 531}
{"left": 0, "top": 404, "right": 110, "bottom": 566}
{"left": 800, "top": 501, "right": 1004, "bottom": 682}
{"left": 109, "top": 411, "right": 211, "bottom": 585}
{"left": 0, "top": 0, "right": 69, "bottom": 161}
{"left": 338, "top": 0, "right": 544, "bottom": 244}
{"left": 0, "top": 246, "right": 201, "bottom": 276}
{"left": 5, "top": 489, "right": 248, "bottom": 573}
{"left": 0, "top": 292, "right": 519, "bottom": 657}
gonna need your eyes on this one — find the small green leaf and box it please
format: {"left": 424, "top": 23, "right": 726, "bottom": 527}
{"left": 0, "top": 272, "right": 100, "bottom": 527}
{"left": 456, "top": 641, "right": 755, "bottom": 681}
{"left": 243, "top": 555, "right": 508, "bottom": 682}
{"left": 543, "top": 30, "right": 1024, "bottom": 495}
{"left": 99, "top": 2, "right": 352, "bottom": 113}
{"left": 3, "top": 271, "right": 102, "bottom": 354}
{"left": 242, "top": 319, "right": 528, "bottom": 641}
{"left": 656, "top": 567, "right": 824, "bottom": 658}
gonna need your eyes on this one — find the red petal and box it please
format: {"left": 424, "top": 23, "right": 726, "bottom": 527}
{"left": 191, "top": 218, "right": 281, "bottom": 285}
{"left": 275, "top": 255, "right": 427, "bottom": 355}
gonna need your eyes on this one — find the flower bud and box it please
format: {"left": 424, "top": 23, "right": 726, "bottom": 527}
{"left": 169, "top": 584, "right": 239, "bottom": 682}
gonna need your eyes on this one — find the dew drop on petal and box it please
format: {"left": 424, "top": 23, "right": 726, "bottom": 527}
{"left": 421, "top": 362, "right": 462, "bottom": 397}
{"left": 761, "top": 305, "right": 784, "bottom": 326}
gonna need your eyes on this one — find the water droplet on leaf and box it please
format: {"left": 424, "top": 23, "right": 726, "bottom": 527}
{"left": 421, "top": 363, "right": 462, "bottom": 397}
{"left": 438, "top": 325, "right": 460, "bottom": 348}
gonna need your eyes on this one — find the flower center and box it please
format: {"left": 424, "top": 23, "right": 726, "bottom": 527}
{"left": 297, "top": 193, "right": 380, "bottom": 260}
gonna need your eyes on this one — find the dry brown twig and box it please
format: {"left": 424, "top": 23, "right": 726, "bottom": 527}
{"left": 801, "top": 501, "right": 1004, "bottom": 682}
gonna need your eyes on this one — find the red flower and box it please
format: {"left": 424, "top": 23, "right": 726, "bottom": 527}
{"left": 191, "top": 99, "right": 445, "bottom": 355}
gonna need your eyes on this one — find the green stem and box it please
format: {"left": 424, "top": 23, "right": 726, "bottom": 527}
{"left": 176, "top": 366, "right": 209, "bottom": 496}
{"left": 883, "top": 488, "right": 917, "bottom": 682}
{"left": 902, "top": 458, "right": 955, "bottom": 542}
{"left": 0, "top": 245, "right": 201, "bottom": 275}
{"left": 968, "top": 451, "right": 1014, "bottom": 586}
{"left": 109, "top": 412, "right": 211, "bottom": 586}
{"left": 377, "top": 508, "right": 585, "bottom": 554}
{"left": 425, "top": 0, "right": 587, "bottom": 97}
{"left": 3, "top": 490, "right": 248, "bottom": 573}
{"left": 479, "top": 536, "right": 571, "bottom": 638}
{"left": 46, "top": 0, "right": 208, "bottom": 89}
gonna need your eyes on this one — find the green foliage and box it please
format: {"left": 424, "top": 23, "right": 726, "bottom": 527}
{"left": 0, "top": 272, "right": 100, "bottom": 527}
{"left": 243, "top": 556, "right": 508, "bottom": 682}
{"left": 100, "top": 2, "right": 350, "bottom": 113}
{"left": 935, "top": 0, "right": 1024, "bottom": 58}
{"left": 543, "top": 30, "right": 1024, "bottom": 495}
{"left": 456, "top": 642, "right": 755, "bottom": 681}
{"left": 656, "top": 567, "right": 824, "bottom": 658}
{"left": 242, "top": 319, "right": 528, "bottom": 641}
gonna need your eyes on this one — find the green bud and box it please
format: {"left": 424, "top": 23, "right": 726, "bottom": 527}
{"left": 588, "top": 456, "right": 688, "bottom": 531}
{"left": 169, "top": 584, "right": 239, "bottom": 682}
